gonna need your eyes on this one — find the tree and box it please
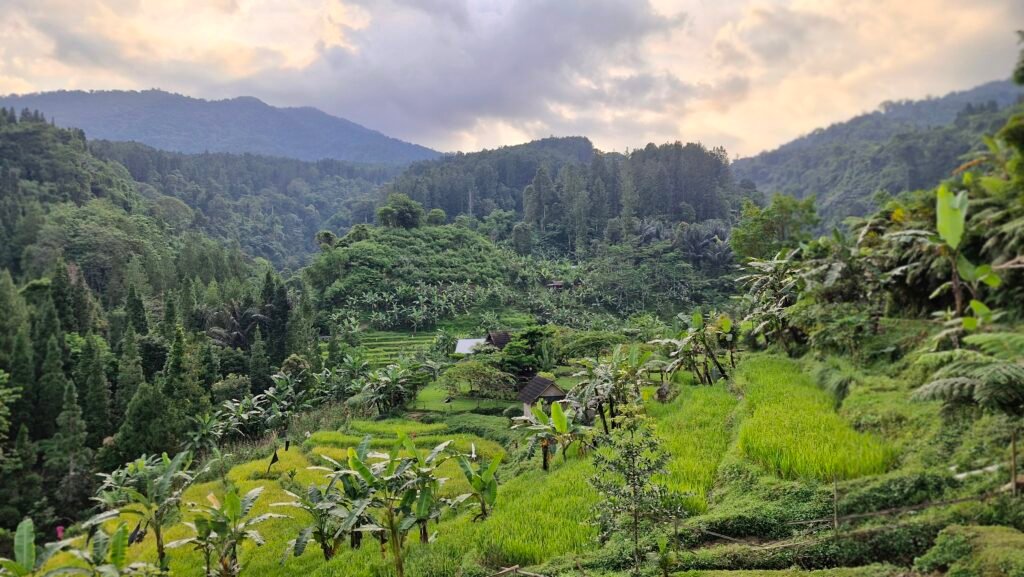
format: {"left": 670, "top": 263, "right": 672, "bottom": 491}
{"left": 34, "top": 336, "right": 66, "bottom": 440}
{"left": 425, "top": 208, "right": 447, "bottom": 225}
{"left": 8, "top": 324, "right": 33, "bottom": 434}
{"left": 44, "top": 380, "right": 94, "bottom": 515}
{"left": 160, "top": 292, "right": 178, "bottom": 341}
{"left": 273, "top": 480, "right": 367, "bottom": 561}
{"left": 114, "top": 326, "right": 145, "bottom": 420}
{"left": 125, "top": 284, "right": 149, "bottom": 336}
{"left": 112, "top": 380, "right": 173, "bottom": 460}
{"left": 730, "top": 194, "right": 819, "bottom": 260}
{"left": 0, "top": 269, "right": 28, "bottom": 371}
{"left": 31, "top": 296, "right": 62, "bottom": 381}
{"left": 377, "top": 194, "right": 424, "bottom": 229}
{"left": 914, "top": 332, "right": 1024, "bottom": 495}
{"left": 511, "top": 222, "right": 533, "bottom": 256}
{"left": 619, "top": 161, "right": 638, "bottom": 223}
{"left": 590, "top": 405, "right": 672, "bottom": 576}
{"left": 161, "top": 327, "right": 211, "bottom": 444}
{"left": 249, "top": 328, "right": 272, "bottom": 393}
{"left": 78, "top": 334, "right": 112, "bottom": 447}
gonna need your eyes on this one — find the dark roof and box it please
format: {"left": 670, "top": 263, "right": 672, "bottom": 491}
{"left": 517, "top": 375, "right": 566, "bottom": 404}
{"left": 486, "top": 331, "right": 512, "bottom": 350}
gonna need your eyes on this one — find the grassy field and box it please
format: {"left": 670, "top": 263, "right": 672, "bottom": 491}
{"left": 411, "top": 381, "right": 516, "bottom": 413}
{"left": 647, "top": 383, "right": 740, "bottom": 513}
{"left": 361, "top": 330, "right": 436, "bottom": 366}
{"left": 735, "top": 355, "right": 897, "bottom": 481}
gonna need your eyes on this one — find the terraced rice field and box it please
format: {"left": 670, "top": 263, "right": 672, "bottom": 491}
{"left": 361, "top": 331, "right": 436, "bottom": 366}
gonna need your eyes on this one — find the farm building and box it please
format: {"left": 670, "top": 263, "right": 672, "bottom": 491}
{"left": 485, "top": 331, "right": 511, "bottom": 350}
{"left": 517, "top": 375, "right": 566, "bottom": 418}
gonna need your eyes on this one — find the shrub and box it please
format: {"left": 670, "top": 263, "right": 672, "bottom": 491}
{"left": 915, "top": 525, "right": 1024, "bottom": 577}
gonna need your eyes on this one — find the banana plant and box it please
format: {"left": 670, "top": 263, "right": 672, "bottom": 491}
{"left": 514, "top": 402, "right": 589, "bottom": 471}
{"left": 59, "top": 522, "right": 158, "bottom": 577}
{"left": 169, "top": 486, "right": 286, "bottom": 577}
{"left": 0, "top": 519, "right": 65, "bottom": 577}
{"left": 456, "top": 453, "right": 502, "bottom": 520}
{"left": 272, "top": 479, "right": 370, "bottom": 561}
{"left": 93, "top": 452, "right": 196, "bottom": 572}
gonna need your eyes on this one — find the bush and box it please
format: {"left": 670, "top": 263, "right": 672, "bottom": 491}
{"left": 915, "top": 525, "right": 1024, "bottom": 577}
{"left": 442, "top": 413, "right": 521, "bottom": 445}
{"left": 211, "top": 374, "right": 251, "bottom": 403}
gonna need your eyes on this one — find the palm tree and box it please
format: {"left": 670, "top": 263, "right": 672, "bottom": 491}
{"left": 737, "top": 248, "right": 803, "bottom": 350}
{"left": 206, "top": 300, "right": 267, "bottom": 349}
{"left": 914, "top": 332, "right": 1024, "bottom": 495}
{"left": 567, "top": 361, "right": 614, "bottom": 434}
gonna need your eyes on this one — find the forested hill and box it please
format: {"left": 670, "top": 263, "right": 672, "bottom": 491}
{"left": 387, "top": 136, "right": 757, "bottom": 255}
{"left": 0, "top": 89, "right": 440, "bottom": 164}
{"left": 733, "top": 79, "right": 1024, "bottom": 225}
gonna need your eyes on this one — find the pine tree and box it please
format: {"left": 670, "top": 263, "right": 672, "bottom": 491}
{"left": 619, "top": 161, "right": 638, "bottom": 223}
{"left": 178, "top": 278, "right": 199, "bottom": 332}
{"left": 533, "top": 167, "right": 556, "bottom": 232}
{"left": 32, "top": 295, "right": 63, "bottom": 379}
{"left": 114, "top": 326, "right": 145, "bottom": 420}
{"left": 160, "top": 293, "right": 178, "bottom": 342}
{"left": 523, "top": 184, "right": 541, "bottom": 227}
{"left": 0, "top": 269, "right": 29, "bottom": 371}
{"left": 71, "top": 273, "right": 93, "bottom": 334}
{"left": 126, "top": 285, "right": 149, "bottom": 336}
{"left": 249, "top": 327, "right": 271, "bottom": 393}
{"left": 199, "top": 339, "right": 219, "bottom": 389}
{"left": 9, "top": 323, "right": 34, "bottom": 433}
{"left": 270, "top": 283, "right": 291, "bottom": 363}
{"left": 50, "top": 260, "right": 77, "bottom": 333}
{"left": 34, "top": 336, "right": 66, "bottom": 440}
{"left": 161, "top": 327, "right": 210, "bottom": 444}
{"left": 113, "top": 380, "right": 173, "bottom": 461}
{"left": 78, "top": 334, "right": 111, "bottom": 447}
{"left": 44, "top": 380, "right": 93, "bottom": 515}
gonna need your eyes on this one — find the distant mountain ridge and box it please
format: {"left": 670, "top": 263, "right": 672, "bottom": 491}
{"left": 733, "top": 79, "right": 1024, "bottom": 225}
{"left": 0, "top": 89, "right": 440, "bottom": 164}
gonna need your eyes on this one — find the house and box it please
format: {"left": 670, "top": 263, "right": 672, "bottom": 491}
{"left": 545, "top": 280, "right": 566, "bottom": 290}
{"left": 485, "top": 331, "right": 511, "bottom": 350}
{"left": 517, "top": 374, "right": 566, "bottom": 418}
{"left": 454, "top": 338, "right": 486, "bottom": 355}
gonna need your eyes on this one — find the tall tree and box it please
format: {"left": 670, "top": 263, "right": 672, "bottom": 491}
{"left": 0, "top": 269, "right": 28, "bottom": 371}
{"left": 161, "top": 327, "right": 210, "bottom": 444}
{"left": 34, "top": 335, "right": 66, "bottom": 440}
{"left": 160, "top": 292, "right": 178, "bottom": 341}
{"left": 44, "top": 380, "right": 94, "bottom": 515}
{"left": 249, "top": 327, "right": 272, "bottom": 393}
{"left": 50, "top": 259, "right": 77, "bottom": 333}
{"left": 8, "top": 323, "right": 33, "bottom": 433}
{"left": 78, "top": 334, "right": 112, "bottom": 446}
{"left": 125, "top": 284, "right": 149, "bottom": 336}
{"left": 31, "top": 294, "right": 62, "bottom": 379}
{"left": 112, "top": 380, "right": 173, "bottom": 460}
{"left": 114, "top": 325, "right": 145, "bottom": 420}
{"left": 619, "top": 161, "right": 638, "bottom": 224}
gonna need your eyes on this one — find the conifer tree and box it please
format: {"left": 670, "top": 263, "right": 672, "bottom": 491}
{"left": 0, "top": 269, "right": 28, "bottom": 370}
{"left": 619, "top": 160, "right": 638, "bottom": 223}
{"left": 50, "top": 260, "right": 77, "bottom": 333}
{"left": 32, "top": 295, "right": 62, "bottom": 378}
{"left": 113, "top": 380, "right": 173, "bottom": 461}
{"left": 114, "top": 325, "right": 145, "bottom": 420}
{"left": 199, "top": 339, "right": 219, "bottom": 389}
{"left": 126, "top": 284, "right": 149, "bottom": 336}
{"left": 44, "top": 380, "right": 93, "bottom": 515}
{"left": 160, "top": 293, "right": 177, "bottom": 342}
{"left": 71, "top": 274, "right": 93, "bottom": 334}
{"left": 9, "top": 323, "right": 34, "bottom": 433}
{"left": 34, "top": 336, "right": 66, "bottom": 440}
{"left": 270, "top": 282, "right": 291, "bottom": 363}
{"left": 78, "top": 334, "right": 111, "bottom": 446}
{"left": 161, "top": 327, "right": 210, "bottom": 443}
{"left": 249, "top": 327, "right": 271, "bottom": 393}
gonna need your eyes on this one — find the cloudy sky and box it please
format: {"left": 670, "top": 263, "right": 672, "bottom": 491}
{"left": 1, "top": 0, "right": 1022, "bottom": 156}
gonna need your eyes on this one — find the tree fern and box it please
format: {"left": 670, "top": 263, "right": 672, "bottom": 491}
{"left": 963, "top": 332, "right": 1024, "bottom": 360}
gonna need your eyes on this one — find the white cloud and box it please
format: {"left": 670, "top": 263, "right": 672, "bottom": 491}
{"left": 0, "top": 0, "right": 1021, "bottom": 155}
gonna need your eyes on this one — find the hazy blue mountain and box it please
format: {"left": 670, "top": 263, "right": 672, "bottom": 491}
{"left": 0, "top": 89, "right": 440, "bottom": 164}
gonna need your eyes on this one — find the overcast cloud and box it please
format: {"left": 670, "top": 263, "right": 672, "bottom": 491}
{"left": 1, "top": 0, "right": 1021, "bottom": 155}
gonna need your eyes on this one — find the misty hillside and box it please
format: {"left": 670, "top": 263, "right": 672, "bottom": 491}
{"left": 733, "top": 79, "right": 1024, "bottom": 225}
{"left": 0, "top": 89, "right": 441, "bottom": 164}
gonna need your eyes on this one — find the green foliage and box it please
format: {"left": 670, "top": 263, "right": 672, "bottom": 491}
{"left": 731, "top": 194, "right": 819, "bottom": 260}
{"left": 915, "top": 525, "right": 1024, "bottom": 577}
{"left": 438, "top": 361, "right": 517, "bottom": 400}
{"left": 736, "top": 356, "right": 896, "bottom": 481}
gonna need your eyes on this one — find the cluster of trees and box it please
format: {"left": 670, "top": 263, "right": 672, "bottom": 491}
{"left": 387, "top": 136, "right": 757, "bottom": 257}
{"left": 90, "top": 141, "right": 396, "bottom": 269}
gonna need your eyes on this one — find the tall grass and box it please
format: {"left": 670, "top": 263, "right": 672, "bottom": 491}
{"left": 736, "top": 356, "right": 896, "bottom": 481}
{"left": 647, "top": 384, "right": 739, "bottom": 513}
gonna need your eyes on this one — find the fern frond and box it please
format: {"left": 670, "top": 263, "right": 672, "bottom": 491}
{"left": 913, "top": 377, "right": 978, "bottom": 403}
{"left": 962, "top": 332, "right": 1024, "bottom": 361}
{"left": 914, "top": 349, "right": 989, "bottom": 371}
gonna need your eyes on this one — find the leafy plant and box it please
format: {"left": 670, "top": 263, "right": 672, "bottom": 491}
{"left": 455, "top": 453, "right": 503, "bottom": 520}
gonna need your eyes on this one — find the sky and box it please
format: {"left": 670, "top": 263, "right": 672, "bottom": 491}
{"left": 1, "top": 0, "right": 1022, "bottom": 156}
